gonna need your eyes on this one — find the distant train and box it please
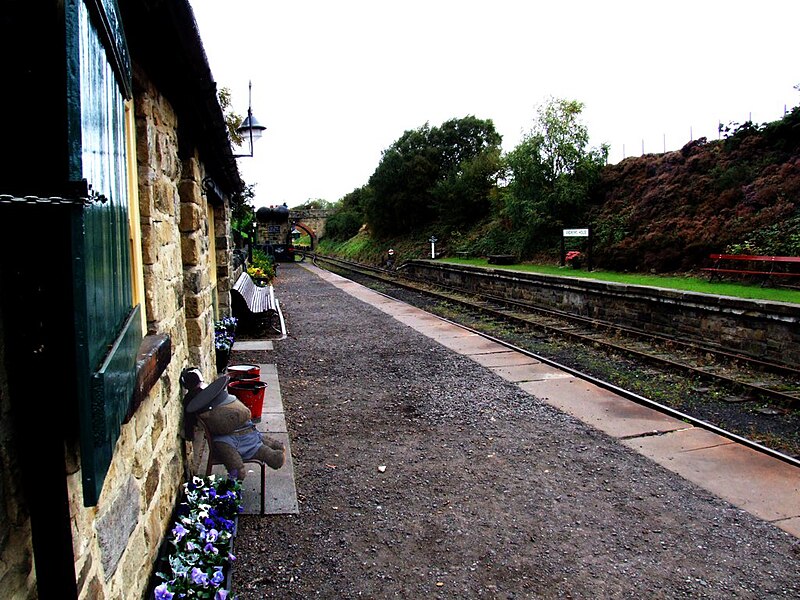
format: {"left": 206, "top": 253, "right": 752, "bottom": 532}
{"left": 255, "top": 204, "right": 296, "bottom": 262}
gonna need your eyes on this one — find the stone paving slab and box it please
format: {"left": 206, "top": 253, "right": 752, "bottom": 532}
{"left": 410, "top": 322, "right": 469, "bottom": 337}
{"left": 233, "top": 340, "right": 274, "bottom": 351}
{"left": 489, "top": 362, "right": 571, "bottom": 383}
{"left": 235, "top": 432, "right": 298, "bottom": 515}
{"left": 411, "top": 324, "right": 478, "bottom": 339}
{"left": 519, "top": 377, "right": 688, "bottom": 438}
{"left": 435, "top": 333, "right": 509, "bottom": 355}
{"left": 469, "top": 351, "right": 541, "bottom": 368}
{"left": 260, "top": 372, "right": 283, "bottom": 413}
{"left": 380, "top": 302, "right": 428, "bottom": 315}
{"left": 257, "top": 412, "right": 287, "bottom": 433}
{"left": 621, "top": 427, "right": 732, "bottom": 454}
{"left": 493, "top": 362, "right": 573, "bottom": 382}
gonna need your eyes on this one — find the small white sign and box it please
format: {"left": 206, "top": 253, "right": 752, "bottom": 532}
{"left": 563, "top": 228, "right": 589, "bottom": 237}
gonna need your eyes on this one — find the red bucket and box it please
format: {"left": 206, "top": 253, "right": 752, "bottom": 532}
{"left": 227, "top": 364, "right": 260, "bottom": 382}
{"left": 227, "top": 379, "right": 267, "bottom": 422}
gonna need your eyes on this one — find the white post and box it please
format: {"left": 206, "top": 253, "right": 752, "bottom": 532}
{"left": 429, "top": 236, "right": 438, "bottom": 259}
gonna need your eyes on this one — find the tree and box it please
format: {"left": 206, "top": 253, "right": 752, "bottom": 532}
{"left": 293, "top": 199, "right": 333, "bottom": 210}
{"left": 365, "top": 125, "right": 438, "bottom": 235}
{"left": 325, "top": 186, "right": 372, "bottom": 240}
{"left": 503, "top": 97, "right": 607, "bottom": 254}
{"left": 365, "top": 116, "right": 502, "bottom": 236}
{"left": 429, "top": 116, "right": 503, "bottom": 229}
{"left": 230, "top": 184, "right": 256, "bottom": 248}
{"left": 218, "top": 87, "right": 244, "bottom": 146}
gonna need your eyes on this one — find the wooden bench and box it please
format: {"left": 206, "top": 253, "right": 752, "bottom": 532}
{"left": 231, "top": 272, "right": 280, "bottom": 334}
{"left": 487, "top": 254, "right": 516, "bottom": 265}
{"left": 701, "top": 254, "right": 800, "bottom": 285}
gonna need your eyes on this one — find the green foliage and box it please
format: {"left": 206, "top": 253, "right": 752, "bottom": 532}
{"left": 452, "top": 219, "right": 519, "bottom": 257}
{"left": 231, "top": 184, "right": 256, "bottom": 246}
{"left": 726, "top": 209, "right": 800, "bottom": 256}
{"left": 365, "top": 125, "right": 437, "bottom": 235}
{"left": 502, "top": 97, "right": 607, "bottom": 256}
{"left": 317, "top": 93, "right": 799, "bottom": 274}
{"left": 325, "top": 210, "right": 363, "bottom": 240}
{"left": 318, "top": 231, "right": 381, "bottom": 261}
{"left": 365, "top": 116, "right": 502, "bottom": 236}
{"left": 432, "top": 145, "right": 503, "bottom": 230}
{"left": 293, "top": 198, "right": 333, "bottom": 210}
{"left": 218, "top": 87, "right": 243, "bottom": 146}
{"left": 719, "top": 119, "right": 762, "bottom": 140}
{"left": 323, "top": 186, "right": 371, "bottom": 240}
{"left": 337, "top": 185, "right": 372, "bottom": 215}
{"left": 248, "top": 248, "right": 276, "bottom": 283}
{"left": 709, "top": 161, "right": 756, "bottom": 192}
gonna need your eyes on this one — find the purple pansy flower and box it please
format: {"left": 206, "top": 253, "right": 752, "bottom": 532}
{"left": 171, "top": 523, "right": 188, "bottom": 542}
{"left": 191, "top": 567, "right": 209, "bottom": 587}
{"left": 154, "top": 583, "right": 174, "bottom": 600}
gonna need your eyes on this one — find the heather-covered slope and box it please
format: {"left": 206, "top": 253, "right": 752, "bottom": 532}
{"left": 588, "top": 109, "right": 800, "bottom": 272}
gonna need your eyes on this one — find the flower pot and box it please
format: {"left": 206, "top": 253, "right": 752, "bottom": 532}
{"left": 215, "top": 348, "right": 231, "bottom": 373}
{"left": 227, "top": 380, "right": 267, "bottom": 422}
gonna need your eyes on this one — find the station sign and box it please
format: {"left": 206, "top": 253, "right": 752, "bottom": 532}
{"left": 563, "top": 228, "right": 589, "bottom": 237}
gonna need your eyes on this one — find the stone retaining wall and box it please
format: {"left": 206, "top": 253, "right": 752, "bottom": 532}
{"left": 404, "top": 261, "right": 800, "bottom": 367}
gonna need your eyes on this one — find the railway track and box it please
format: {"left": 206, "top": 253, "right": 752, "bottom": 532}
{"left": 311, "top": 253, "right": 800, "bottom": 465}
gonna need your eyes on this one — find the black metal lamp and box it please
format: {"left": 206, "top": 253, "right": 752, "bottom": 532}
{"left": 233, "top": 80, "right": 266, "bottom": 158}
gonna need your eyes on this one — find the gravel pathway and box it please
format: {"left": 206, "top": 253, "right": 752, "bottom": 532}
{"left": 230, "top": 263, "right": 800, "bottom": 599}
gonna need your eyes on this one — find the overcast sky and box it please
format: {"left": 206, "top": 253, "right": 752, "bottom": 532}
{"left": 188, "top": 0, "right": 799, "bottom": 209}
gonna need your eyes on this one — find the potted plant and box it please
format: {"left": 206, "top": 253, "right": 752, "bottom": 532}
{"left": 152, "top": 475, "right": 243, "bottom": 599}
{"left": 216, "top": 316, "right": 238, "bottom": 337}
{"left": 214, "top": 319, "right": 236, "bottom": 373}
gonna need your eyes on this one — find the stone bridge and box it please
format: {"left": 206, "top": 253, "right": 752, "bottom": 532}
{"left": 289, "top": 208, "right": 333, "bottom": 246}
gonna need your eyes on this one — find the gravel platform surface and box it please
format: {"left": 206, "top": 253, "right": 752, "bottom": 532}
{"left": 229, "top": 263, "right": 800, "bottom": 599}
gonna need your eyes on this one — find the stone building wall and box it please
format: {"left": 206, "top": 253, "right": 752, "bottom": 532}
{"left": 64, "top": 73, "right": 227, "bottom": 600}
{"left": 214, "top": 203, "right": 235, "bottom": 319}
{"left": 179, "top": 156, "right": 219, "bottom": 377}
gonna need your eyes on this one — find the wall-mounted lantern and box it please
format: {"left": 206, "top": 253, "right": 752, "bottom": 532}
{"left": 233, "top": 80, "right": 266, "bottom": 158}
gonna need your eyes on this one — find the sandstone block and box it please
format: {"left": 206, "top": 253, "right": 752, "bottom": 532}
{"left": 181, "top": 233, "right": 203, "bottom": 266}
{"left": 96, "top": 477, "right": 140, "bottom": 580}
{"left": 179, "top": 201, "right": 203, "bottom": 233}
{"left": 154, "top": 179, "right": 177, "bottom": 216}
{"left": 178, "top": 179, "right": 202, "bottom": 206}
{"left": 140, "top": 223, "right": 156, "bottom": 264}
{"left": 185, "top": 317, "right": 205, "bottom": 347}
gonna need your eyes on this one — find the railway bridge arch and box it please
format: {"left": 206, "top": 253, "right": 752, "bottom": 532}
{"left": 288, "top": 208, "right": 332, "bottom": 249}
